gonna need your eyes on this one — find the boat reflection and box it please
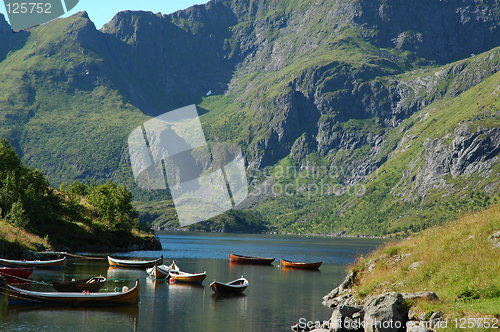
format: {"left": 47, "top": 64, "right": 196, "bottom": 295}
{"left": 6, "top": 305, "right": 139, "bottom": 331}
{"left": 210, "top": 292, "right": 246, "bottom": 301}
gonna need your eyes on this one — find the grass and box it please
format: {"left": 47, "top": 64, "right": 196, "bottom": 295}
{"left": 350, "top": 205, "right": 500, "bottom": 325}
{"left": 0, "top": 219, "right": 49, "bottom": 255}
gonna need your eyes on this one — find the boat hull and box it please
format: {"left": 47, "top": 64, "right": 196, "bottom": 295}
{"left": 0, "top": 267, "right": 34, "bottom": 283}
{"left": 8, "top": 281, "right": 139, "bottom": 306}
{"left": 0, "top": 257, "right": 66, "bottom": 268}
{"left": 280, "top": 259, "right": 322, "bottom": 269}
{"left": 148, "top": 265, "right": 170, "bottom": 279}
{"left": 210, "top": 279, "right": 248, "bottom": 294}
{"left": 107, "top": 256, "right": 162, "bottom": 269}
{"left": 229, "top": 254, "right": 275, "bottom": 265}
{"left": 169, "top": 272, "right": 206, "bottom": 284}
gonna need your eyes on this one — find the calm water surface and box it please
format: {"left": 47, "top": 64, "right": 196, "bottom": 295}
{"left": 0, "top": 232, "right": 385, "bottom": 332}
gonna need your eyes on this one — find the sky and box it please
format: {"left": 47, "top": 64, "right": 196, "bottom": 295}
{"left": 0, "top": 0, "right": 210, "bottom": 29}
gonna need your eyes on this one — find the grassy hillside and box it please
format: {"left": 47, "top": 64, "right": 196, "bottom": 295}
{"left": 350, "top": 205, "right": 500, "bottom": 323}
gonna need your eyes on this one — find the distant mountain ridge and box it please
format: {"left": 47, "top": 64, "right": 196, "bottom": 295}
{"left": 0, "top": 0, "right": 498, "bottom": 235}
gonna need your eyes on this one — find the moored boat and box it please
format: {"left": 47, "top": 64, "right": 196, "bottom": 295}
{"left": 146, "top": 261, "right": 180, "bottom": 279}
{"left": 0, "top": 257, "right": 66, "bottom": 268}
{"left": 229, "top": 253, "right": 275, "bottom": 265}
{"left": 169, "top": 270, "right": 206, "bottom": 284}
{"left": 146, "top": 265, "right": 170, "bottom": 279}
{"left": 7, "top": 280, "right": 140, "bottom": 306}
{"left": 280, "top": 259, "right": 322, "bottom": 270}
{"left": 210, "top": 276, "right": 248, "bottom": 294}
{"left": 53, "top": 276, "right": 106, "bottom": 292}
{"left": 107, "top": 256, "right": 163, "bottom": 268}
{"left": 0, "top": 267, "right": 34, "bottom": 283}
{"left": 7, "top": 280, "right": 139, "bottom": 306}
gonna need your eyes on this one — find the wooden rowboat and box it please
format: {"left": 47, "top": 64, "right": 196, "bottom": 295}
{"left": 169, "top": 270, "right": 206, "bottom": 284}
{"left": 0, "top": 257, "right": 66, "bottom": 268}
{"left": 280, "top": 259, "right": 322, "bottom": 270}
{"left": 53, "top": 276, "right": 106, "bottom": 292}
{"left": 146, "top": 265, "right": 170, "bottom": 279}
{"left": 229, "top": 253, "right": 275, "bottom": 265}
{"left": 0, "top": 267, "right": 34, "bottom": 283}
{"left": 146, "top": 261, "right": 179, "bottom": 279}
{"left": 7, "top": 280, "right": 140, "bottom": 306}
{"left": 107, "top": 256, "right": 162, "bottom": 268}
{"left": 210, "top": 276, "right": 249, "bottom": 294}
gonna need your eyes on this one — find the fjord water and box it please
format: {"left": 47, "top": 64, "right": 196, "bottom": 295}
{"left": 0, "top": 232, "right": 384, "bottom": 332}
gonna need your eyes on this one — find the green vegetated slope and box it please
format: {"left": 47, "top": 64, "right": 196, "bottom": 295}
{"left": 0, "top": 13, "right": 155, "bottom": 195}
{"left": 0, "top": 0, "right": 498, "bottom": 235}
{"left": 349, "top": 204, "right": 500, "bottom": 323}
{"left": 0, "top": 139, "right": 159, "bottom": 257}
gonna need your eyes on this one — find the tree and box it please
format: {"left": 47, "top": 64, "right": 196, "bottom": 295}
{"left": 0, "top": 139, "right": 60, "bottom": 227}
{"left": 87, "top": 182, "right": 138, "bottom": 231}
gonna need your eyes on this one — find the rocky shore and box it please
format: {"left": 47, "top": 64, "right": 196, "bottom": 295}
{"left": 292, "top": 272, "right": 442, "bottom": 332}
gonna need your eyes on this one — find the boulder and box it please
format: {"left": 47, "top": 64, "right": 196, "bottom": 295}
{"left": 338, "top": 304, "right": 363, "bottom": 317}
{"left": 402, "top": 292, "right": 438, "bottom": 301}
{"left": 363, "top": 292, "right": 408, "bottom": 332}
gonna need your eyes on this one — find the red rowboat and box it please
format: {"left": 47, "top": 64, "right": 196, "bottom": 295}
{"left": 0, "top": 267, "right": 34, "bottom": 283}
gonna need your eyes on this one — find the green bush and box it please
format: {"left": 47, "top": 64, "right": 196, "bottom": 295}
{"left": 7, "top": 200, "right": 29, "bottom": 227}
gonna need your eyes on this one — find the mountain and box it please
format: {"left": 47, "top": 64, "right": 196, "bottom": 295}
{"left": 0, "top": 0, "right": 498, "bottom": 235}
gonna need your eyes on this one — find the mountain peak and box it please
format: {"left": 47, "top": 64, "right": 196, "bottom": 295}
{"left": 72, "top": 11, "right": 90, "bottom": 20}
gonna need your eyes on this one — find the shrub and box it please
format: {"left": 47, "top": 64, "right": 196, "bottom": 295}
{"left": 7, "top": 201, "right": 29, "bottom": 227}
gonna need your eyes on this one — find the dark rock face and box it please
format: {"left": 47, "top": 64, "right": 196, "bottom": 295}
{"left": 0, "top": 14, "right": 10, "bottom": 33}
{"left": 0, "top": 14, "right": 30, "bottom": 63}
{"left": 356, "top": 0, "right": 500, "bottom": 64}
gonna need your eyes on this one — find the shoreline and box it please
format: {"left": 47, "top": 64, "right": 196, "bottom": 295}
{"left": 155, "top": 228, "right": 387, "bottom": 240}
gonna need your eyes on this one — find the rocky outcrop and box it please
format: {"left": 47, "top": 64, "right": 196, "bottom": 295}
{"left": 293, "top": 272, "right": 440, "bottom": 332}
{"left": 399, "top": 124, "right": 500, "bottom": 200}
